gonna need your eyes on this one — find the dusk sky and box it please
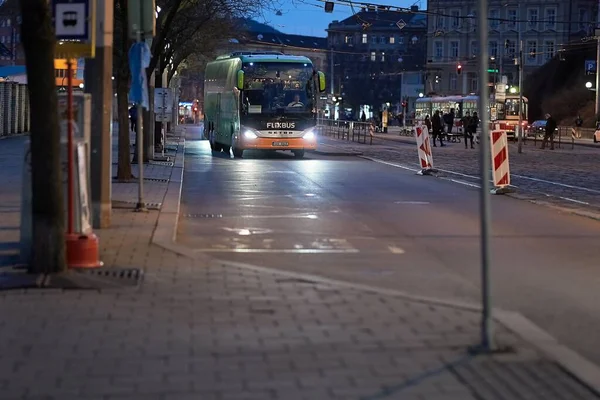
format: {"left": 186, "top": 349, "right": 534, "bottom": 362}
{"left": 259, "top": 0, "right": 428, "bottom": 37}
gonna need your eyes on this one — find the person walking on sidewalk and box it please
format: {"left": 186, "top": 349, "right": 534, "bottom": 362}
{"left": 129, "top": 105, "right": 138, "bottom": 133}
{"left": 431, "top": 110, "right": 445, "bottom": 147}
{"left": 541, "top": 113, "right": 557, "bottom": 150}
{"left": 468, "top": 111, "right": 480, "bottom": 146}
{"left": 574, "top": 115, "right": 583, "bottom": 139}
{"left": 461, "top": 111, "right": 474, "bottom": 149}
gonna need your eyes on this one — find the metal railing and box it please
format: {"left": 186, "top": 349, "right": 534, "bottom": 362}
{"left": 318, "top": 118, "right": 374, "bottom": 145}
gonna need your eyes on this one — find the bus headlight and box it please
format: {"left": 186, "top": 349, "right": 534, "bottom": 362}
{"left": 303, "top": 130, "right": 315, "bottom": 140}
{"left": 243, "top": 130, "right": 257, "bottom": 139}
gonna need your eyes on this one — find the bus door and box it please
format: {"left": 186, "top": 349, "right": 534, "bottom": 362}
{"left": 216, "top": 93, "right": 221, "bottom": 136}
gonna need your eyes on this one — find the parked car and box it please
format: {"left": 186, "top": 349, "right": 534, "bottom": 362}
{"left": 527, "top": 120, "right": 547, "bottom": 138}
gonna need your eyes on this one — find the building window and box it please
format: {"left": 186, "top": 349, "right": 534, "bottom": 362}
{"left": 451, "top": 10, "right": 460, "bottom": 28}
{"left": 16, "top": 16, "right": 21, "bottom": 24}
{"left": 471, "top": 40, "right": 478, "bottom": 56}
{"left": 489, "top": 9, "right": 499, "bottom": 29}
{"left": 436, "top": 15, "right": 445, "bottom": 29}
{"left": 450, "top": 41, "right": 459, "bottom": 58}
{"left": 545, "top": 41, "right": 555, "bottom": 61}
{"left": 507, "top": 9, "right": 517, "bottom": 29}
{"left": 398, "top": 36, "right": 404, "bottom": 45}
{"left": 449, "top": 73, "right": 458, "bottom": 91}
{"left": 380, "top": 36, "right": 386, "bottom": 44}
{"left": 345, "top": 35, "right": 354, "bottom": 45}
{"left": 579, "top": 9, "right": 590, "bottom": 32}
{"left": 370, "top": 51, "right": 376, "bottom": 61}
{"left": 545, "top": 8, "right": 556, "bottom": 30}
{"left": 389, "top": 36, "right": 395, "bottom": 44}
{"left": 489, "top": 41, "right": 498, "bottom": 58}
{"left": 434, "top": 41, "right": 443, "bottom": 60}
{"left": 371, "top": 35, "right": 377, "bottom": 44}
{"left": 6, "top": 19, "right": 10, "bottom": 27}
{"left": 362, "top": 34, "right": 367, "bottom": 44}
{"left": 381, "top": 52, "right": 385, "bottom": 62}
{"left": 527, "top": 40, "right": 537, "bottom": 62}
{"left": 0, "top": 20, "right": 5, "bottom": 28}
{"left": 469, "top": 73, "right": 478, "bottom": 92}
{"left": 527, "top": 8, "right": 538, "bottom": 30}
{"left": 506, "top": 40, "right": 516, "bottom": 58}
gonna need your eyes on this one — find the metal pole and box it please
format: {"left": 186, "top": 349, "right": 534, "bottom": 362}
{"left": 330, "top": 47, "right": 334, "bottom": 119}
{"left": 477, "top": 0, "right": 493, "bottom": 351}
{"left": 135, "top": 29, "right": 146, "bottom": 212}
{"left": 595, "top": 0, "right": 600, "bottom": 120}
{"left": 66, "top": 58, "right": 74, "bottom": 234}
{"left": 517, "top": 26, "right": 524, "bottom": 153}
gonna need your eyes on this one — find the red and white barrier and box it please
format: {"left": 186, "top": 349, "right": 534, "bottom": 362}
{"left": 414, "top": 124, "right": 435, "bottom": 175}
{"left": 490, "top": 130, "right": 511, "bottom": 194}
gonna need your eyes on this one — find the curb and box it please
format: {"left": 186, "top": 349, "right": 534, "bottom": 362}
{"left": 217, "top": 259, "right": 600, "bottom": 396}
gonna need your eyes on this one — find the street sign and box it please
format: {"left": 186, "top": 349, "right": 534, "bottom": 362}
{"left": 52, "top": 0, "right": 96, "bottom": 58}
{"left": 396, "top": 19, "right": 406, "bottom": 30}
{"left": 128, "top": 0, "right": 156, "bottom": 39}
{"left": 585, "top": 60, "right": 596, "bottom": 74}
{"left": 54, "top": 1, "right": 88, "bottom": 39}
{"left": 154, "top": 88, "right": 173, "bottom": 122}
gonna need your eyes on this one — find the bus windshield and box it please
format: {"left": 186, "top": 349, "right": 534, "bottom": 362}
{"left": 241, "top": 62, "right": 314, "bottom": 115}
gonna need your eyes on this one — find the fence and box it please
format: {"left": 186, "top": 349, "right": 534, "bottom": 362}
{"left": 0, "top": 81, "right": 30, "bottom": 137}
{"left": 318, "top": 118, "right": 373, "bottom": 145}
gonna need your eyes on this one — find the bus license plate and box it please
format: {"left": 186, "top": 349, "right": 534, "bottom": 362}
{"left": 272, "top": 141, "right": 288, "bottom": 146}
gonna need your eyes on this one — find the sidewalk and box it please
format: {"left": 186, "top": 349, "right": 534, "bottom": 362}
{"left": 1, "top": 127, "right": 600, "bottom": 399}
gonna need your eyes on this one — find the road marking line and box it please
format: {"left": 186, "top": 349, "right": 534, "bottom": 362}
{"left": 193, "top": 248, "right": 360, "bottom": 254}
{"left": 387, "top": 246, "right": 405, "bottom": 254}
{"left": 361, "top": 155, "right": 595, "bottom": 207}
{"left": 510, "top": 174, "right": 600, "bottom": 195}
{"left": 394, "top": 201, "right": 430, "bottom": 205}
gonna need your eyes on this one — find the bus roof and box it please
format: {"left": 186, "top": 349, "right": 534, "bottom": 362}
{"left": 213, "top": 52, "right": 313, "bottom": 64}
{"left": 416, "top": 94, "right": 528, "bottom": 102}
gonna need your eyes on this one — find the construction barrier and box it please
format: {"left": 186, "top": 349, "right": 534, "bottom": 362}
{"left": 490, "top": 130, "right": 512, "bottom": 194}
{"left": 414, "top": 124, "right": 436, "bottom": 175}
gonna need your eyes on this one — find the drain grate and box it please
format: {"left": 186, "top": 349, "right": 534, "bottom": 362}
{"left": 0, "top": 268, "right": 143, "bottom": 291}
{"left": 144, "top": 177, "right": 169, "bottom": 183}
{"left": 183, "top": 213, "right": 223, "bottom": 218}
{"left": 112, "top": 200, "right": 162, "bottom": 210}
{"left": 149, "top": 160, "right": 174, "bottom": 166}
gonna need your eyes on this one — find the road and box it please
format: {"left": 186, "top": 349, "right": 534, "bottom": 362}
{"left": 320, "top": 130, "right": 600, "bottom": 213}
{"left": 178, "top": 126, "right": 600, "bottom": 366}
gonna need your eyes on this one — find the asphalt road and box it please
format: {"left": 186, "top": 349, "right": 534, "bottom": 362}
{"left": 178, "top": 126, "right": 600, "bottom": 366}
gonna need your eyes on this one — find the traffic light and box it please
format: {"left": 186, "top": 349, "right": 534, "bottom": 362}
{"left": 457, "top": 64, "right": 462, "bottom": 75}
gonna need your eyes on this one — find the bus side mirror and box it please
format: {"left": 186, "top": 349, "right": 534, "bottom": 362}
{"left": 236, "top": 70, "right": 244, "bottom": 90}
{"left": 317, "top": 71, "right": 326, "bottom": 92}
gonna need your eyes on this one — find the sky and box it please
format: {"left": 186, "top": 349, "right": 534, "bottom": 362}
{"left": 258, "top": 0, "right": 428, "bottom": 37}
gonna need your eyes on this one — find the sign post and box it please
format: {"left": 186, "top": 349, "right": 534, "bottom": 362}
{"left": 154, "top": 87, "right": 173, "bottom": 160}
{"left": 128, "top": 0, "right": 156, "bottom": 211}
{"left": 51, "top": 0, "right": 102, "bottom": 268}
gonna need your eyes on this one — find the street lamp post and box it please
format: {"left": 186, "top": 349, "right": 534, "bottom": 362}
{"left": 595, "top": 0, "right": 600, "bottom": 120}
{"left": 517, "top": 24, "right": 524, "bottom": 154}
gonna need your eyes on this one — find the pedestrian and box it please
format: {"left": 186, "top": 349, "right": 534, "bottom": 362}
{"left": 444, "top": 108, "right": 455, "bottom": 135}
{"left": 361, "top": 111, "right": 366, "bottom": 122}
{"left": 541, "top": 113, "right": 557, "bottom": 150}
{"left": 468, "top": 111, "right": 479, "bottom": 147}
{"left": 129, "top": 105, "right": 138, "bottom": 133}
{"left": 424, "top": 115, "right": 432, "bottom": 132}
{"left": 431, "top": 110, "right": 445, "bottom": 147}
{"left": 461, "top": 111, "right": 474, "bottom": 149}
{"left": 574, "top": 114, "right": 583, "bottom": 138}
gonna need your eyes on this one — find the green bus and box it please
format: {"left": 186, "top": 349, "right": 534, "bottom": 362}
{"left": 203, "top": 51, "right": 326, "bottom": 158}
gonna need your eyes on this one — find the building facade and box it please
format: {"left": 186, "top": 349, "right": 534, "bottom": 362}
{"left": 425, "top": 0, "right": 597, "bottom": 96}
{"left": 326, "top": 6, "right": 427, "bottom": 118}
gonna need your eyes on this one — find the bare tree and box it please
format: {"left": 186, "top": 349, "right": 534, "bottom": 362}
{"left": 20, "top": 0, "right": 66, "bottom": 273}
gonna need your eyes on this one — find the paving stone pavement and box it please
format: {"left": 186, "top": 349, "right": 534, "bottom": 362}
{"left": 317, "top": 129, "right": 600, "bottom": 214}
{"left": 2, "top": 128, "right": 600, "bottom": 399}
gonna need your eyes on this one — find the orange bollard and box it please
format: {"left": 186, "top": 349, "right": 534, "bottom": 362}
{"left": 66, "top": 233, "right": 103, "bottom": 269}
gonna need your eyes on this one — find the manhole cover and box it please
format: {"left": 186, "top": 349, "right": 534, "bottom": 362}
{"left": 183, "top": 213, "right": 223, "bottom": 218}
{"left": 112, "top": 200, "right": 161, "bottom": 210}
